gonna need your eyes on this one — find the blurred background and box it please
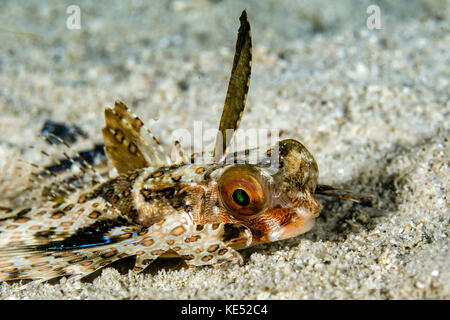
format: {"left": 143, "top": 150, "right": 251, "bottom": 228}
{"left": 0, "top": 0, "right": 447, "bottom": 148}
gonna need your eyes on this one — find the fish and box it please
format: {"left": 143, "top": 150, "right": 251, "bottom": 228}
{"left": 0, "top": 10, "right": 364, "bottom": 286}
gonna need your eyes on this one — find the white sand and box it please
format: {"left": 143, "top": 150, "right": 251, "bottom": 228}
{"left": 0, "top": 0, "right": 448, "bottom": 299}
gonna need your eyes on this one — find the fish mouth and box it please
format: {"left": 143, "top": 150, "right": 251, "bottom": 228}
{"left": 265, "top": 207, "right": 319, "bottom": 243}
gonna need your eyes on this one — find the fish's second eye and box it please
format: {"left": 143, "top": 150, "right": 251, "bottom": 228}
{"left": 232, "top": 188, "right": 250, "bottom": 206}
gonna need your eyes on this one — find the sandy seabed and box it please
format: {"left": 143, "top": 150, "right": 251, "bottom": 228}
{"left": 0, "top": 0, "right": 448, "bottom": 299}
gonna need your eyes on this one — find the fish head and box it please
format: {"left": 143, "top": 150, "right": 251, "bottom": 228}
{"left": 214, "top": 139, "right": 322, "bottom": 247}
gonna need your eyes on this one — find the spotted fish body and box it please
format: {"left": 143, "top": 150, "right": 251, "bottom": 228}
{"left": 0, "top": 138, "right": 321, "bottom": 282}
{"left": 0, "top": 10, "right": 338, "bottom": 285}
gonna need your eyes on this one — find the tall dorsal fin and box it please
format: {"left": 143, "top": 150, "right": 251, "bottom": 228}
{"left": 102, "top": 100, "right": 171, "bottom": 174}
{"left": 213, "top": 10, "right": 252, "bottom": 161}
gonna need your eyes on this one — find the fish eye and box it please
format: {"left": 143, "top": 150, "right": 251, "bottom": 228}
{"left": 232, "top": 188, "right": 250, "bottom": 206}
{"left": 218, "top": 165, "right": 267, "bottom": 216}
